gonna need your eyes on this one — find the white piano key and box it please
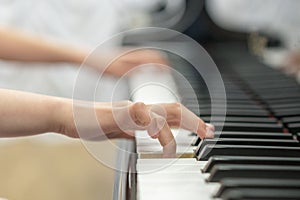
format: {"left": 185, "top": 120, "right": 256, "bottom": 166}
{"left": 137, "top": 160, "right": 207, "bottom": 172}
{"left": 136, "top": 129, "right": 196, "bottom": 150}
{"left": 137, "top": 159, "right": 208, "bottom": 172}
{"left": 137, "top": 145, "right": 195, "bottom": 155}
{"left": 137, "top": 171, "right": 219, "bottom": 200}
{"left": 129, "top": 67, "right": 218, "bottom": 200}
{"left": 136, "top": 139, "right": 196, "bottom": 146}
{"left": 136, "top": 135, "right": 197, "bottom": 145}
{"left": 138, "top": 164, "right": 201, "bottom": 173}
{"left": 137, "top": 158, "right": 199, "bottom": 166}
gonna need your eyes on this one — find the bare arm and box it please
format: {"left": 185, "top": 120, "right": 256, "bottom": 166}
{"left": 0, "top": 26, "right": 169, "bottom": 76}
{"left": 0, "top": 26, "right": 86, "bottom": 64}
{"left": 0, "top": 88, "right": 66, "bottom": 137}
{"left": 0, "top": 89, "right": 214, "bottom": 157}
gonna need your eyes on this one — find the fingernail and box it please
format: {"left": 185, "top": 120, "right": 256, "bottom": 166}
{"left": 150, "top": 133, "right": 159, "bottom": 139}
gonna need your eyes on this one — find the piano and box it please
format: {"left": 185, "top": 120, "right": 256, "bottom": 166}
{"left": 113, "top": 7, "right": 300, "bottom": 200}
{"left": 113, "top": 42, "right": 300, "bottom": 200}
{"left": 114, "top": 41, "right": 300, "bottom": 200}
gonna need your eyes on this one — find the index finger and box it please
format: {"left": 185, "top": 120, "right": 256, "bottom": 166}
{"left": 147, "top": 113, "right": 176, "bottom": 158}
{"left": 149, "top": 103, "right": 214, "bottom": 139}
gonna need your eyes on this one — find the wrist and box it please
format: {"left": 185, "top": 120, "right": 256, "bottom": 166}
{"left": 94, "top": 103, "right": 116, "bottom": 134}
{"left": 50, "top": 97, "right": 76, "bottom": 137}
{"left": 52, "top": 99, "right": 114, "bottom": 139}
{"left": 65, "top": 47, "right": 88, "bottom": 66}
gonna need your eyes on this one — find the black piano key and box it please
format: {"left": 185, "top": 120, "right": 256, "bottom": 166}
{"left": 273, "top": 109, "right": 300, "bottom": 118}
{"left": 202, "top": 156, "right": 300, "bottom": 173}
{"left": 196, "top": 97, "right": 251, "bottom": 102}
{"left": 213, "top": 122, "right": 283, "bottom": 132}
{"left": 256, "top": 88, "right": 300, "bottom": 95}
{"left": 222, "top": 188, "right": 300, "bottom": 200}
{"left": 287, "top": 123, "right": 300, "bottom": 133}
{"left": 196, "top": 94, "right": 250, "bottom": 100}
{"left": 244, "top": 78, "right": 298, "bottom": 86}
{"left": 266, "top": 98, "right": 300, "bottom": 105}
{"left": 215, "top": 178, "right": 300, "bottom": 198}
{"left": 215, "top": 131, "right": 292, "bottom": 139}
{"left": 199, "top": 109, "right": 270, "bottom": 117}
{"left": 207, "top": 164, "right": 300, "bottom": 182}
{"left": 297, "top": 133, "right": 300, "bottom": 142}
{"left": 197, "top": 99, "right": 257, "bottom": 105}
{"left": 192, "top": 132, "right": 293, "bottom": 146}
{"left": 262, "top": 93, "right": 300, "bottom": 100}
{"left": 251, "top": 84, "right": 300, "bottom": 91}
{"left": 195, "top": 138, "right": 299, "bottom": 156}
{"left": 270, "top": 103, "right": 300, "bottom": 109}
{"left": 202, "top": 116, "right": 278, "bottom": 123}
{"left": 282, "top": 116, "right": 300, "bottom": 124}
{"left": 192, "top": 106, "right": 268, "bottom": 113}
{"left": 197, "top": 145, "right": 300, "bottom": 161}
{"left": 198, "top": 104, "right": 263, "bottom": 110}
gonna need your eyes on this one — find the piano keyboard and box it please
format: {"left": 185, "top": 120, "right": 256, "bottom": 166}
{"left": 121, "top": 44, "right": 300, "bottom": 200}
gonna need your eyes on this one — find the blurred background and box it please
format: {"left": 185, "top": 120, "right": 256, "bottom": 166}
{"left": 0, "top": 0, "right": 299, "bottom": 199}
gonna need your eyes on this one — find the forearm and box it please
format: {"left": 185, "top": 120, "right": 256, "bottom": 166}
{"left": 0, "top": 89, "right": 69, "bottom": 137}
{"left": 0, "top": 26, "right": 87, "bottom": 64}
{"left": 0, "top": 88, "right": 213, "bottom": 154}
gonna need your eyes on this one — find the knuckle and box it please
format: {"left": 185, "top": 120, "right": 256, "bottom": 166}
{"left": 174, "top": 102, "right": 182, "bottom": 108}
{"left": 131, "top": 102, "right": 149, "bottom": 127}
{"left": 132, "top": 102, "right": 146, "bottom": 110}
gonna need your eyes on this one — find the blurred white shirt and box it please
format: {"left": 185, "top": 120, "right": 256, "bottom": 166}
{"left": 0, "top": 0, "right": 127, "bottom": 101}
{"left": 206, "top": 0, "right": 300, "bottom": 49}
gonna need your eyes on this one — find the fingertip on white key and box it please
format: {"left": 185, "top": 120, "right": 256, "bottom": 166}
{"left": 162, "top": 147, "right": 176, "bottom": 158}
